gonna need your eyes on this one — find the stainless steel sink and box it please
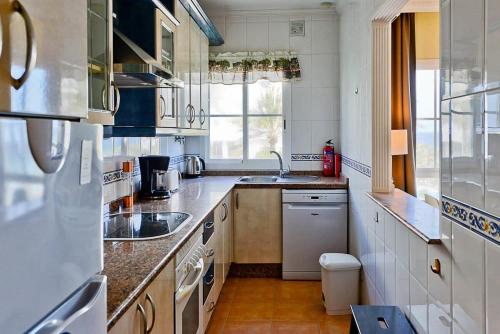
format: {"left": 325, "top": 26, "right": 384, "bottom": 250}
{"left": 238, "top": 176, "right": 279, "bottom": 183}
{"left": 277, "top": 175, "right": 320, "bottom": 183}
{"left": 104, "top": 212, "right": 192, "bottom": 241}
{"left": 238, "top": 175, "right": 319, "bottom": 183}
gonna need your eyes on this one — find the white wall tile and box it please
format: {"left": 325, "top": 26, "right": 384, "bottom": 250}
{"left": 395, "top": 222, "right": 410, "bottom": 269}
{"left": 375, "top": 235, "right": 385, "bottom": 299}
{"left": 291, "top": 87, "right": 312, "bottom": 121}
{"left": 269, "top": 21, "right": 290, "bottom": 50}
{"left": 225, "top": 16, "right": 246, "bottom": 51}
{"left": 291, "top": 120, "right": 311, "bottom": 153}
{"left": 311, "top": 120, "right": 335, "bottom": 154}
{"left": 384, "top": 248, "right": 396, "bottom": 305}
{"left": 246, "top": 16, "right": 269, "bottom": 51}
{"left": 486, "top": 241, "right": 500, "bottom": 334}
{"left": 428, "top": 217, "right": 452, "bottom": 316}
{"left": 409, "top": 233, "right": 428, "bottom": 289}
{"left": 452, "top": 224, "right": 485, "bottom": 334}
{"left": 291, "top": 161, "right": 311, "bottom": 171}
{"left": 311, "top": 19, "right": 338, "bottom": 54}
{"left": 396, "top": 260, "right": 411, "bottom": 317}
{"left": 428, "top": 295, "right": 452, "bottom": 334}
{"left": 384, "top": 214, "right": 396, "bottom": 253}
{"left": 311, "top": 87, "right": 335, "bottom": 121}
{"left": 410, "top": 275, "right": 428, "bottom": 334}
{"left": 311, "top": 54, "right": 338, "bottom": 87}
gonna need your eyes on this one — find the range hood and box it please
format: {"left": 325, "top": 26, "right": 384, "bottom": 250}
{"left": 113, "top": 29, "right": 184, "bottom": 88}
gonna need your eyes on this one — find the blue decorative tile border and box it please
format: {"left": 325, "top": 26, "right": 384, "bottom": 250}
{"left": 103, "top": 170, "right": 124, "bottom": 185}
{"left": 291, "top": 154, "right": 322, "bottom": 161}
{"left": 442, "top": 195, "right": 500, "bottom": 245}
{"left": 340, "top": 155, "right": 372, "bottom": 178}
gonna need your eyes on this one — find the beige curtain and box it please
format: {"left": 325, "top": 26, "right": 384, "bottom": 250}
{"left": 391, "top": 13, "right": 417, "bottom": 195}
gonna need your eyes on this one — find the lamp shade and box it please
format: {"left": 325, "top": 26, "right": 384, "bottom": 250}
{"left": 391, "top": 129, "right": 408, "bottom": 156}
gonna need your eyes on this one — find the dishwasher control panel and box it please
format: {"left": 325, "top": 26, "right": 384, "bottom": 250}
{"left": 282, "top": 189, "right": 347, "bottom": 203}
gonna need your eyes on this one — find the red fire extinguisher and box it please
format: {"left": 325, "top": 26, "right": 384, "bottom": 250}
{"left": 323, "top": 140, "right": 335, "bottom": 176}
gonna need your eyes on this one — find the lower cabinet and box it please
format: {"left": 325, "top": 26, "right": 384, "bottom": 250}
{"left": 222, "top": 193, "right": 233, "bottom": 280}
{"left": 108, "top": 260, "right": 175, "bottom": 334}
{"left": 233, "top": 188, "right": 282, "bottom": 263}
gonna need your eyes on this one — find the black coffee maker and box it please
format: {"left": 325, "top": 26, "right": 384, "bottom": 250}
{"left": 138, "top": 156, "right": 171, "bottom": 199}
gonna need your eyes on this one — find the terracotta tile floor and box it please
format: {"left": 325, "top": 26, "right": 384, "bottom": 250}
{"left": 206, "top": 278, "right": 351, "bottom": 334}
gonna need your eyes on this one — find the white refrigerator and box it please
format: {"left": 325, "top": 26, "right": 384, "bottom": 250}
{"left": 0, "top": 118, "right": 106, "bottom": 333}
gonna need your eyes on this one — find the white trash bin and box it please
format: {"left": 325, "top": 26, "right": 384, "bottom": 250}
{"left": 320, "top": 253, "right": 361, "bottom": 315}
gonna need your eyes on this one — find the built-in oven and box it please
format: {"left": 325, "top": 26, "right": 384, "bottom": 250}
{"left": 175, "top": 230, "right": 205, "bottom": 334}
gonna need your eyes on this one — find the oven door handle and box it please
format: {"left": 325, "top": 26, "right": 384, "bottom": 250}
{"left": 176, "top": 258, "right": 204, "bottom": 303}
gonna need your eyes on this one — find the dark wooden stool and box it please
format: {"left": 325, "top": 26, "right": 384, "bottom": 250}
{"left": 349, "top": 305, "right": 416, "bottom": 334}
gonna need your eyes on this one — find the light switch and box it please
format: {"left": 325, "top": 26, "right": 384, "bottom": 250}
{"left": 80, "top": 140, "right": 93, "bottom": 185}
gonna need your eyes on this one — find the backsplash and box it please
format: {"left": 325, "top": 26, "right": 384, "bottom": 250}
{"left": 102, "top": 136, "right": 186, "bottom": 204}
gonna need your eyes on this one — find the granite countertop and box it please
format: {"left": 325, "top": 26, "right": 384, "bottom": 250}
{"left": 103, "top": 175, "right": 349, "bottom": 328}
{"left": 366, "top": 189, "right": 441, "bottom": 244}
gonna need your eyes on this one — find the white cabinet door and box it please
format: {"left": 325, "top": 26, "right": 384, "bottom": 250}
{"left": 190, "top": 18, "right": 201, "bottom": 129}
{"left": 200, "top": 34, "right": 210, "bottom": 130}
{"left": 0, "top": 0, "right": 88, "bottom": 118}
{"left": 485, "top": 90, "right": 500, "bottom": 216}
{"left": 174, "top": 0, "right": 191, "bottom": 129}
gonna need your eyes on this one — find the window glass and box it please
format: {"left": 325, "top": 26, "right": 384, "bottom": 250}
{"left": 208, "top": 80, "right": 284, "bottom": 162}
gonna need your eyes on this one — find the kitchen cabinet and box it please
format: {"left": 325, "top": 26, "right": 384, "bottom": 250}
{"left": 109, "top": 260, "right": 175, "bottom": 334}
{"left": 233, "top": 188, "right": 282, "bottom": 263}
{"left": 175, "top": 0, "right": 209, "bottom": 133}
{"left": 0, "top": 0, "right": 88, "bottom": 119}
{"left": 214, "top": 204, "right": 224, "bottom": 299}
{"left": 88, "top": 0, "right": 118, "bottom": 125}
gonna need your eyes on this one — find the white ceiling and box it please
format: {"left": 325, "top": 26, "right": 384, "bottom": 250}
{"left": 198, "top": 0, "right": 336, "bottom": 12}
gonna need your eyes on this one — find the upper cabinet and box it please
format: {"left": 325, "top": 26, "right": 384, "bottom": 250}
{"left": 485, "top": 0, "right": 500, "bottom": 90}
{"left": 108, "top": 0, "right": 218, "bottom": 136}
{"left": 0, "top": 0, "right": 88, "bottom": 120}
{"left": 175, "top": 0, "right": 209, "bottom": 134}
{"left": 450, "top": 0, "right": 484, "bottom": 97}
{"left": 88, "top": 0, "right": 118, "bottom": 125}
{"left": 440, "top": 0, "right": 451, "bottom": 100}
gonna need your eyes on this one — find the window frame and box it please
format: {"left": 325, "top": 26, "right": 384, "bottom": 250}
{"left": 202, "top": 81, "right": 291, "bottom": 170}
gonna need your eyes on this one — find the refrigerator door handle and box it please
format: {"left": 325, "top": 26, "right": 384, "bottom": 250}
{"left": 26, "top": 276, "right": 107, "bottom": 334}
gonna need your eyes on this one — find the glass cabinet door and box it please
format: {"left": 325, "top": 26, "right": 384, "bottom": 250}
{"left": 88, "top": 0, "right": 112, "bottom": 113}
{"left": 156, "top": 9, "right": 175, "bottom": 74}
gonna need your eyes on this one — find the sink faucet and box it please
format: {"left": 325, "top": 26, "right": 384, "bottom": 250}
{"left": 270, "top": 151, "right": 290, "bottom": 178}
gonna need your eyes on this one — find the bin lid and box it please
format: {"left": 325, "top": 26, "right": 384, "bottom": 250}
{"left": 319, "top": 253, "right": 361, "bottom": 271}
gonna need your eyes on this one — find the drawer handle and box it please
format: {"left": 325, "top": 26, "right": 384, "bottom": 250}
{"left": 204, "top": 221, "right": 214, "bottom": 230}
{"left": 204, "top": 274, "right": 215, "bottom": 286}
{"left": 208, "top": 301, "right": 216, "bottom": 312}
{"left": 430, "top": 258, "right": 441, "bottom": 275}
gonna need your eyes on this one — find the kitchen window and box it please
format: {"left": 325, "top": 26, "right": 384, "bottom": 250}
{"left": 415, "top": 60, "right": 440, "bottom": 199}
{"left": 206, "top": 80, "right": 290, "bottom": 169}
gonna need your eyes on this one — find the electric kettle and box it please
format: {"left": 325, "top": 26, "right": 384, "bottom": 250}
{"left": 185, "top": 156, "right": 205, "bottom": 178}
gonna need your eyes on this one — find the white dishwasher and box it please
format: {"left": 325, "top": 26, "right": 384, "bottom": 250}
{"left": 282, "top": 189, "right": 348, "bottom": 280}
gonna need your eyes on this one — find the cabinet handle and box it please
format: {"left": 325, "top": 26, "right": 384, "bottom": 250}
{"left": 101, "top": 86, "right": 108, "bottom": 110}
{"left": 159, "top": 95, "right": 167, "bottom": 119}
{"left": 137, "top": 303, "right": 148, "bottom": 334}
{"left": 145, "top": 293, "right": 156, "bottom": 334}
{"left": 374, "top": 212, "right": 379, "bottom": 223}
{"left": 204, "top": 221, "right": 214, "bottom": 230}
{"left": 185, "top": 104, "right": 192, "bottom": 123}
{"left": 235, "top": 192, "right": 239, "bottom": 209}
{"left": 11, "top": 0, "right": 37, "bottom": 90}
{"left": 200, "top": 108, "right": 206, "bottom": 125}
{"left": 111, "top": 82, "right": 121, "bottom": 116}
{"left": 208, "top": 301, "right": 216, "bottom": 312}
{"left": 222, "top": 202, "right": 228, "bottom": 221}
{"left": 190, "top": 105, "right": 196, "bottom": 124}
{"left": 430, "top": 258, "right": 441, "bottom": 275}
{"left": 205, "top": 248, "right": 215, "bottom": 257}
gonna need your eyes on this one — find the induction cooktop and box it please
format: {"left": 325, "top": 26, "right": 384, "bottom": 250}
{"left": 103, "top": 212, "right": 192, "bottom": 241}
